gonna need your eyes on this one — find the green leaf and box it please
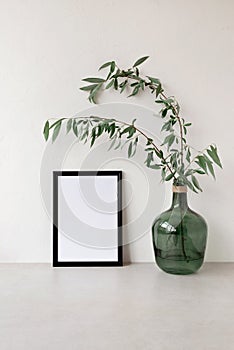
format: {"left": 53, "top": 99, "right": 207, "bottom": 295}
{"left": 202, "top": 155, "right": 215, "bottom": 179}
{"left": 124, "top": 70, "right": 134, "bottom": 77}
{"left": 145, "top": 151, "right": 154, "bottom": 166}
{"left": 97, "top": 124, "right": 104, "bottom": 136}
{"left": 127, "top": 126, "right": 136, "bottom": 138}
{"left": 110, "top": 68, "right": 120, "bottom": 80}
{"left": 162, "top": 134, "right": 175, "bottom": 149}
{"left": 90, "top": 136, "right": 95, "bottom": 147}
{"left": 90, "top": 134, "right": 96, "bottom": 147}
{"left": 120, "top": 126, "right": 136, "bottom": 138}
{"left": 184, "top": 178, "right": 198, "bottom": 193}
{"left": 195, "top": 169, "right": 206, "bottom": 175}
{"left": 185, "top": 169, "right": 195, "bottom": 176}
{"left": 161, "top": 121, "right": 171, "bottom": 132}
{"left": 80, "top": 84, "right": 98, "bottom": 91}
{"left": 133, "top": 56, "right": 149, "bottom": 67}
{"left": 170, "top": 118, "right": 177, "bottom": 126}
{"left": 114, "top": 78, "right": 118, "bottom": 90}
{"left": 186, "top": 148, "right": 191, "bottom": 163}
{"left": 206, "top": 160, "right": 215, "bottom": 179}
{"left": 105, "top": 79, "right": 114, "bottom": 89}
{"left": 170, "top": 153, "right": 178, "bottom": 169}
{"left": 119, "top": 80, "right": 127, "bottom": 93}
{"left": 191, "top": 175, "right": 203, "bottom": 192}
{"left": 43, "top": 121, "right": 49, "bottom": 141}
{"left": 99, "top": 62, "right": 112, "bottom": 70}
{"left": 128, "top": 142, "right": 133, "bottom": 158}
{"left": 168, "top": 135, "right": 175, "bottom": 148}
{"left": 73, "top": 120, "right": 78, "bottom": 137}
{"left": 161, "top": 167, "right": 166, "bottom": 181}
{"left": 139, "top": 80, "right": 144, "bottom": 90}
{"left": 207, "top": 146, "right": 222, "bottom": 168}
{"left": 177, "top": 164, "right": 185, "bottom": 176}
{"left": 165, "top": 173, "right": 174, "bottom": 182}
{"left": 49, "top": 118, "right": 66, "bottom": 129}
{"left": 161, "top": 108, "right": 168, "bottom": 118}
{"left": 121, "top": 126, "right": 131, "bottom": 136}
{"left": 147, "top": 76, "right": 160, "bottom": 85}
{"left": 128, "top": 85, "right": 139, "bottom": 97}
{"left": 82, "top": 77, "right": 105, "bottom": 83}
{"left": 66, "top": 119, "right": 72, "bottom": 134}
{"left": 130, "top": 81, "right": 138, "bottom": 86}
{"left": 52, "top": 121, "right": 62, "bottom": 143}
{"left": 156, "top": 84, "right": 163, "bottom": 98}
{"left": 155, "top": 149, "right": 164, "bottom": 159}
{"left": 114, "top": 138, "right": 121, "bottom": 150}
{"left": 110, "top": 61, "right": 116, "bottom": 73}
{"left": 80, "top": 128, "right": 89, "bottom": 142}
{"left": 109, "top": 123, "right": 116, "bottom": 138}
{"left": 88, "top": 84, "right": 102, "bottom": 103}
{"left": 108, "top": 136, "right": 117, "bottom": 151}
{"left": 195, "top": 155, "right": 208, "bottom": 174}
{"left": 132, "top": 137, "right": 138, "bottom": 157}
{"left": 161, "top": 98, "right": 173, "bottom": 106}
{"left": 148, "top": 164, "right": 161, "bottom": 170}
{"left": 146, "top": 138, "right": 153, "bottom": 145}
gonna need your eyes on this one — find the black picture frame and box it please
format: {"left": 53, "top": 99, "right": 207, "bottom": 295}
{"left": 53, "top": 170, "right": 122, "bottom": 267}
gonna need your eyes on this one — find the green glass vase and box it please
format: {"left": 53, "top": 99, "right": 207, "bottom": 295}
{"left": 152, "top": 185, "right": 208, "bottom": 275}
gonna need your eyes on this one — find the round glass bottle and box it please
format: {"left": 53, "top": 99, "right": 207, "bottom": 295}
{"left": 152, "top": 185, "right": 208, "bottom": 275}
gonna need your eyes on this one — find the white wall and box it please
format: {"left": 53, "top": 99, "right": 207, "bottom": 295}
{"left": 0, "top": 0, "right": 233, "bottom": 262}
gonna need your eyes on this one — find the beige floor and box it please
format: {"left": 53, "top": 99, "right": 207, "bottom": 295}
{"left": 0, "top": 263, "right": 233, "bottom": 350}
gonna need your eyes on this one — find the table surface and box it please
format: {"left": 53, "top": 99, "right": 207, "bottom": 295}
{"left": 0, "top": 263, "right": 233, "bottom": 350}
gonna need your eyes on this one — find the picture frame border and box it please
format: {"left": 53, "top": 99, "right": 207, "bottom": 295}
{"left": 53, "top": 170, "right": 123, "bottom": 267}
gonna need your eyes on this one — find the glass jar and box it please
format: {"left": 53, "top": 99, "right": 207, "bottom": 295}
{"left": 152, "top": 185, "right": 208, "bottom": 275}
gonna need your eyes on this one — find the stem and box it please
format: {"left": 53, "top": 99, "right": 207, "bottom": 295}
{"left": 117, "top": 70, "right": 185, "bottom": 168}
{"left": 180, "top": 210, "right": 188, "bottom": 261}
{"left": 158, "top": 91, "right": 184, "bottom": 167}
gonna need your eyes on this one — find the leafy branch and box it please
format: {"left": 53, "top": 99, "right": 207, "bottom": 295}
{"left": 44, "top": 115, "right": 177, "bottom": 182}
{"left": 43, "top": 56, "right": 222, "bottom": 193}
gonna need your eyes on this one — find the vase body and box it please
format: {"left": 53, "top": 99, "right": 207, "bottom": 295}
{"left": 152, "top": 186, "right": 207, "bottom": 275}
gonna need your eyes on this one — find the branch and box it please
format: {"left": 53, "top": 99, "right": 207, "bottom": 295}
{"left": 89, "top": 116, "right": 177, "bottom": 181}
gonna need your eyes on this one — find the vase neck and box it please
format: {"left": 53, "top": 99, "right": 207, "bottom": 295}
{"left": 171, "top": 186, "right": 188, "bottom": 210}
